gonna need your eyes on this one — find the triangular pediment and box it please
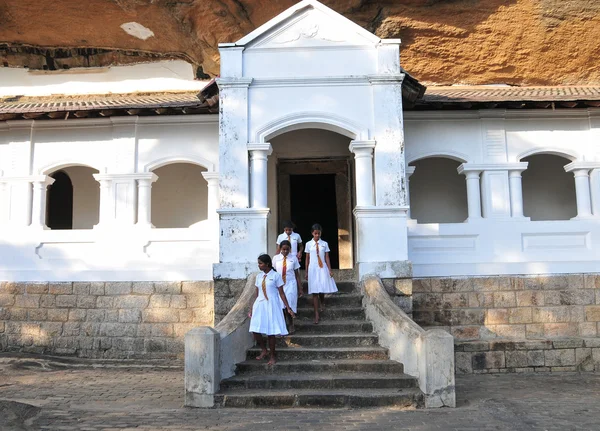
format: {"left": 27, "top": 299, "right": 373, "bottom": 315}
{"left": 236, "top": 0, "right": 380, "bottom": 49}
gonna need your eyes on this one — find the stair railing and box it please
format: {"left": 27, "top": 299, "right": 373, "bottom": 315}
{"left": 362, "top": 274, "right": 456, "bottom": 408}
{"left": 184, "top": 272, "right": 258, "bottom": 408}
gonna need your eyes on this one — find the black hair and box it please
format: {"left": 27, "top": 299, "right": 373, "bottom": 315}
{"left": 282, "top": 220, "right": 295, "bottom": 230}
{"left": 311, "top": 223, "right": 323, "bottom": 233}
{"left": 257, "top": 254, "right": 273, "bottom": 269}
{"left": 279, "top": 240, "right": 292, "bottom": 249}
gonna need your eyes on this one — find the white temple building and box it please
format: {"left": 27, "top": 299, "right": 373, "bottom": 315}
{"left": 1, "top": 0, "right": 600, "bottom": 366}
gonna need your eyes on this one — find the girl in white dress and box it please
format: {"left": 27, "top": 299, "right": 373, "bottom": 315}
{"left": 273, "top": 240, "right": 303, "bottom": 333}
{"left": 249, "top": 254, "right": 295, "bottom": 365}
{"left": 305, "top": 223, "right": 338, "bottom": 324}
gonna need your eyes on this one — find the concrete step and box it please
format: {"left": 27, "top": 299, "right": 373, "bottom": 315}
{"left": 293, "top": 319, "right": 373, "bottom": 334}
{"left": 215, "top": 388, "right": 424, "bottom": 409}
{"left": 300, "top": 281, "right": 357, "bottom": 294}
{"left": 220, "top": 373, "right": 419, "bottom": 390}
{"left": 246, "top": 346, "right": 388, "bottom": 361}
{"left": 297, "top": 293, "right": 363, "bottom": 307}
{"left": 277, "top": 333, "right": 379, "bottom": 348}
{"left": 234, "top": 359, "right": 405, "bottom": 375}
{"left": 294, "top": 307, "right": 365, "bottom": 320}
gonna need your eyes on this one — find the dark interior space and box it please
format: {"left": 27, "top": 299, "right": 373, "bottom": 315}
{"left": 290, "top": 174, "right": 339, "bottom": 269}
{"left": 46, "top": 171, "right": 73, "bottom": 230}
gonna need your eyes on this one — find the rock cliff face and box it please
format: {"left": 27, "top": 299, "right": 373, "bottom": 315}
{"left": 1, "top": 0, "right": 599, "bottom": 85}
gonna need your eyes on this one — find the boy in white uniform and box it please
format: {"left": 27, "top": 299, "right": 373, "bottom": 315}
{"left": 275, "top": 220, "right": 303, "bottom": 260}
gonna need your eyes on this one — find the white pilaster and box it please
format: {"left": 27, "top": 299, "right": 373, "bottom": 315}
{"left": 406, "top": 166, "right": 416, "bottom": 219}
{"left": 564, "top": 162, "right": 597, "bottom": 219}
{"left": 591, "top": 169, "right": 600, "bottom": 216}
{"left": 349, "top": 141, "right": 376, "bottom": 207}
{"left": 458, "top": 165, "right": 482, "bottom": 221}
{"left": 201, "top": 172, "right": 220, "bottom": 222}
{"left": 30, "top": 175, "right": 55, "bottom": 229}
{"left": 247, "top": 143, "right": 272, "bottom": 209}
{"left": 216, "top": 77, "right": 252, "bottom": 209}
{"left": 136, "top": 173, "right": 158, "bottom": 228}
{"left": 93, "top": 173, "right": 139, "bottom": 227}
{"left": 508, "top": 168, "right": 527, "bottom": 218}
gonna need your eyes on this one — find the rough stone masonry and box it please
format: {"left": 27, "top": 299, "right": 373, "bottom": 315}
{"left": 0, "top": 281, "right": 214, "bottom": 359}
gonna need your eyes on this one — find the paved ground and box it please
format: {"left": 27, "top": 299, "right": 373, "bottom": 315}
{"left": 1, "top": 355, "right": 599, "bottom": 431}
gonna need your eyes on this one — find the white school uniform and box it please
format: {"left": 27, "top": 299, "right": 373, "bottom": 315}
{"left": 249, "top": 270, "right": 288, "bottom": 336}
{"left": 276, "top": 232, "right": 303, "bottom": 256}
{"left": 306, "top": 239, "right": 338, "bottom": 294}
{"left": 273, "top": 253, "right": 301, "bottom": 313}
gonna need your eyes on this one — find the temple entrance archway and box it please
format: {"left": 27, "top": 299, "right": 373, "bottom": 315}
{"left": 268, "top": 129, "right": 354, "bottom": 269}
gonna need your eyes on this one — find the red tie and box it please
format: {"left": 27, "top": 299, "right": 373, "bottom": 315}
{"left": 282, "top": 256, "right": 287, "bottom": 283}
{"left": 262, "top": 274, "right": 268, "bottom": 301}
{"left": 315, "top": 242, "right": 324, "bottom": 268}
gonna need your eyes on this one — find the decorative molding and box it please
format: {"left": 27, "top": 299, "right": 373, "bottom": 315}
{"left": 144, "top": 155, "right": 215, "bottom": 172}
{"left": 367, "top": 74, "right": 405, "bottom": 85}
{"left": 458, "top": 163, "right": 529, "bottom": 173}
{"left": 564, "top": 161, "right": 600, "bottom": 172}
{"left": 247, "top": 142, "right": 273, "bottom": 156}
{"left": 216, "top": 78, "right": 253, "bottom": 90}
{"left": 250, "top": 76, "right": 371, "bottom": 88}
{"left": 407, "top": 150, "right": 470, "bottom": 164}
{"left": 216, "top": 208, "right": 271, "bottom": 219}
{"left": 516, "top": 147, "right": 580, "bottom": 162}
{"left": 349, "top": 140, "right": 376, "bottom": 154}
{"left": 353, "top": 206, "right": 409, "bottom": 218}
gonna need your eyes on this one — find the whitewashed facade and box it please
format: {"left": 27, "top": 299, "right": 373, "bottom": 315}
{"left": 0, "top": 0, "right": 599, "bottom": 285}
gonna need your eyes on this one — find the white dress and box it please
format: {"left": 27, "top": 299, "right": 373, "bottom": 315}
{"left": 276, "top": 232, "right": 303, "bottom": 257}
{"left": 249, "top": 270, "right": 288, "bottom": 336}
{"left": 306, "top": 239, "right": 338, "bottom": 294}
{"left": 273, "top": 253, "right": 301, "bottom": 313}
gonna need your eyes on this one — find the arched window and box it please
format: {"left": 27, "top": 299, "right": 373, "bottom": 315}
{"left": 409, "top": 157, "right": 468, "bottom": 223}
{"left": 521, "top": 154, "right": 576, "bottom": 221}
{"left": 151, "top": 163, "right": 208, "bottom": 228}
{"left": 46, "top": 166, "right": 100, "bottom": 230}
{"left": 46, "top": 171, "right": 73, "bottom": 230}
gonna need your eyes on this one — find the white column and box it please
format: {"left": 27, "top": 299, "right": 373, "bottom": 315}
{"left": 94, "top": 176, "right": 113, "bottom": 227}
{"left": 406, "top": 166, "right": 416, "bottom": 219}
{"left": 572, "top": 169, "right": 593, "bottom": 218}
{"left": 201, "top": 172, "right": 220, "bottom": 222}
{"left": 349, "top": 141, "right": 376, "bottom": 207}
{"left": 508, "top": 169, "right": 526, "bottom": 218}
{"left": 458, "top": 165, "right": 482, "bottom": 221}
{"left": 248, "top": 143, "right": 272, "bottom": 209}
{"left": 591, "top": 169, "right": 600, "bottom": 216}
{"left": 30, "top": 176, "right": 55, "bottom": 229}
{"left": 136, "top": 173, "right": 158, "bottom": 228}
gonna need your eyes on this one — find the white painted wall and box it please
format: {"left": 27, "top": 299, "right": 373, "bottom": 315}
{"left": 521, "top": 154, "right": 577, "bottom": 221}
{"left": 0, "top": 60, "right": 208, "bottom": 97}
{"left": 151, "top": 163, "right": 208, "bottom": 228}
{"left": 58, "top": 166, "right": 100, "bottom": 229}
{"left": 409, "top": 158, "right": 468, "bottom": 224}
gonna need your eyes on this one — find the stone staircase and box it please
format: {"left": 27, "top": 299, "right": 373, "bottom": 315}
{"left": 214, "top": 279, "right": 425, "bottom": 408}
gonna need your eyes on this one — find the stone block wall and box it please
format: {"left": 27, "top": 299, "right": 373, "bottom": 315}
{"left": 455, "top": 339, "right": 600, "bottom": 374}
{"left": 413, "top": 274, "right": 600, "bottom": 341}
{"left": 0, "top": 281, "right": 214, "bottom": 359}
{"left": 381, "top": 278, "right": 413, "bottom": 316}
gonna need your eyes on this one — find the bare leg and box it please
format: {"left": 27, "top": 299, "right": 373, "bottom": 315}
{"left": 267, "top": 336, "right": 277, "bottom": 365}
{"left": 253, "top": 332, "right": 268, "bottom": 360}
{"left": 313, "top": 294, "right": 320, "bottom": 324}
{"left": 319, "top": 293, "right": 325, "bottom": 311}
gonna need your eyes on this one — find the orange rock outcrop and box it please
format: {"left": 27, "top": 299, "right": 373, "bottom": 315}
{"left": 1, "top": 0, "right": 599, "bottom": 85}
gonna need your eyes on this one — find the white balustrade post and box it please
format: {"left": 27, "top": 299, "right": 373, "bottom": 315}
{"left": 458, "top": 165, "right": 482, "bottom": 221}
{"left": 406, "top": 166, "right": 416, "bottom": 219}
{"left": 136, "top": 173, "right": 158, "bottom": 228}
{"left": 248, "top": 143, "right": 272, "bottom": 209}
{"left": 572, "top": 169, "right": 593, "bottom": 218}
{"left": 30, "top": 176, "right": 55, "bottom": 229}
{"left": 349, "top": 141, "right": 376, "bottom": 207}
{"left": 508, "top": 169, "right": 526, "bottom": 218}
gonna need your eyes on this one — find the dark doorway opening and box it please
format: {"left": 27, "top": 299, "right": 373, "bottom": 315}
{"left": 290, "top": 174, "right": 339, "bottom": 269}
{"left": 47, "top": 171, "right": 73, "bottom": 230}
